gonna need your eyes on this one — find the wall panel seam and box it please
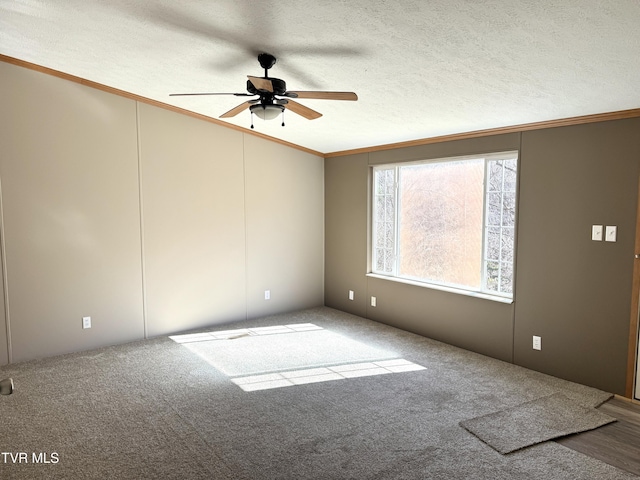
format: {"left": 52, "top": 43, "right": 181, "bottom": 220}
{"left": 242, "top": 134, "right": 249, "bottom": 321}
{"left": 0, "top": 170, "right": 12, "bottom": 362}
{"left": 135, "top": 101, "right": 148, "bottom": 339}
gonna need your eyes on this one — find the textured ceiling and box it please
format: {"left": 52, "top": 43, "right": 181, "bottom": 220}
{"left": 1, "top": 0, "right": 640, "bottom": 154}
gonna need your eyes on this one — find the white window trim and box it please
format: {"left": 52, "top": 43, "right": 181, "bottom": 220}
{"left": 370, "top": 151, "right": 518, "bottom": 303}
{"left": 366, "top": 272, "right": 514, "bottom": 304}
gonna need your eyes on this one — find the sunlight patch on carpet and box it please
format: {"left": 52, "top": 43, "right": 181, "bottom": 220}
{"left": 170, "top": 324, "right": 426, "bottom": 391}
{"left": 169, "top": 323, "right": 322, "bottom": 344}
{"left": 232, "top": 359, "right": 426, "bottom": 391}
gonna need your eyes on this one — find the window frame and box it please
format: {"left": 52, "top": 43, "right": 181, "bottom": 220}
{"left": 369, "top": 151, "right": 518, "bottom": 303}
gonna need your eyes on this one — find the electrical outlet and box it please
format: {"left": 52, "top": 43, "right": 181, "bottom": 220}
{"left": 348, "top": 290, "right": 354, "bottom": 301}
{"left": 533, "top": 335, "right": 541, "bottom": 351}
{"left": 371, "top": 296, "right": 377, "bottom": 307}
{"left": 82, "top": 316, "right": 91, "bottom": 329}
{"left": 264, "top": 290, "right": 271, "bottom": 300}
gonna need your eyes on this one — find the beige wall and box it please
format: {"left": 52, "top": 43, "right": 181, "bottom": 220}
{"left": 0, "top": 60, "right": 324, "bottom": 363}
{"left": 244, "top": 135, "right": 325, "bottom": 318}
{"left": 0, "top": 62, "right": 144, "bottom": 363}
{"left": 138, "top": 104, "right": 247, "bottom": 337}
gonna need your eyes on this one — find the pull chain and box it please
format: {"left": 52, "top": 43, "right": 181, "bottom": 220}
{"left": 281, "top": 109, "right": 285, "bottom": 127}
{"left": 250, "top": 111, "right": 254, "bottom": 129}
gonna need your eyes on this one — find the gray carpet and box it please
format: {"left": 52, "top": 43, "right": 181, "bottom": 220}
{"left": 460, "top": 393, "right": 616, "bottom": 454}
{"left": 0, "top": 307, "right": 634, "bottom": 479}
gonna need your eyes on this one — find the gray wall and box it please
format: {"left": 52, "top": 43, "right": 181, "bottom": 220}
{"left": 325, "top": 122, "right": 640, "bottom": 395}
{"left": 0, "top": 60, "right": 324, "bottom": 363}
{"left": 514, "top": 120, "right": 640, "bottom": 392}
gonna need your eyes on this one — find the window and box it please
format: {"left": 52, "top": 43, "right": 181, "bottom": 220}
{"left": 371, "top": 152, "right": 518, "bottom": 300}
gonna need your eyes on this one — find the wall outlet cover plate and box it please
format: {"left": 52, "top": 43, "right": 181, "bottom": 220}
{"left": 533, "top": 335, "right": 541, "bottom": 350}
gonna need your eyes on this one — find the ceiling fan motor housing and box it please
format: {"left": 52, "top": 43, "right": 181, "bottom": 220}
{"left": 246, "top": 77, "right": 287, "bottom": 96}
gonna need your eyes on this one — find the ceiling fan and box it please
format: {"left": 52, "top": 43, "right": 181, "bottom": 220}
{"left": 170, "top": 53, "right": 357, "bottom": 128}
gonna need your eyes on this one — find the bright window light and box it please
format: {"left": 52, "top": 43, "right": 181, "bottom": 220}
{"left": 371, "top": 152, "right": 518, "bottom": 300}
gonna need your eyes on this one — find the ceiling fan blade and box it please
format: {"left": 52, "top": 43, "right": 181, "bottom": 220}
{"left": 284, "top": 100, "right": 322, "bottom": 120}
{"left": 247, "top": 76, "right": 274, "bottom": 92}
{"left": 220, "top": 101, "right": 255, "bottom": 118}
{"left": 285, "top": 91, "right": 358, "bottom": 101}
{"left": 170, "top": 92, "right": 254, "bottom": 97}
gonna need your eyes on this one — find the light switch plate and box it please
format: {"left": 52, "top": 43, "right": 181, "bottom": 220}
{"left": 605, "top": 225, "right": 617, "bottom": 242}
{"left": 592, "top": 225, "right": 603, "bottom": 241}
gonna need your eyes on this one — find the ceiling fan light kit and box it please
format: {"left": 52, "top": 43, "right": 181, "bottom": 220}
{"left": 170, "top": 53, "right": 357, "bottom": 128}
{"left": 250, "top": 104, "right": 284, "bottom": 121}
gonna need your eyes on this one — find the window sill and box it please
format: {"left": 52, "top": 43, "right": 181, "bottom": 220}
{"left": 366, "top": 273, "right": 514, "bottom": 304}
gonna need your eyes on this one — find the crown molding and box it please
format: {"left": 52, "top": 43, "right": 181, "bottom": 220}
{"left": 324, "top": 108, "right": 640, "bottom": 158}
